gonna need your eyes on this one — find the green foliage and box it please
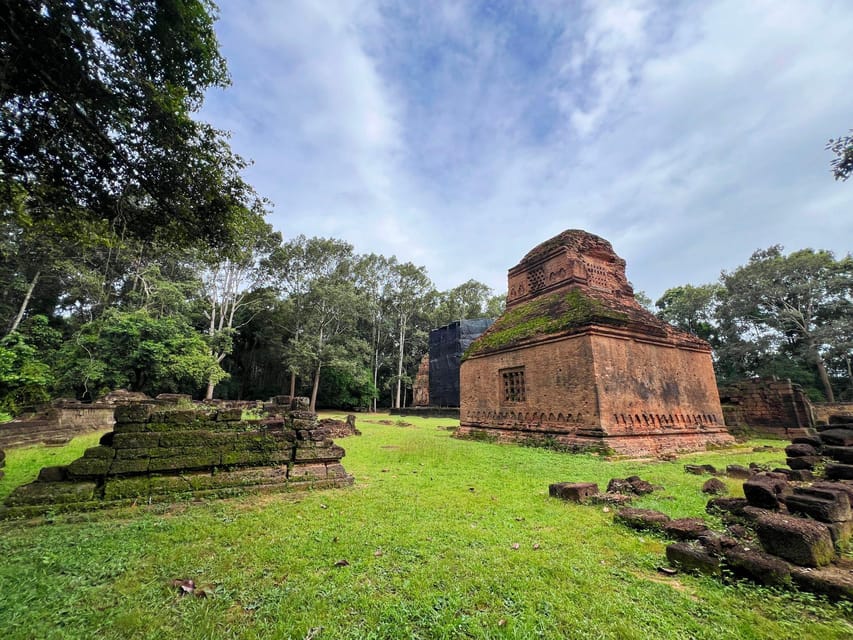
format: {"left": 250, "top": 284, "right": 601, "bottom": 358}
{"left": 0, "top": 330, "right": 53, "bottom": 413}
{"left": 827, "top": 129, "right": 853, "bottom": 181}
{"left": 0, "top": 421, "right": 850, "bottom": 638}
{"left": 0, "top": 0, "right": 264, "bottom": 251}
{"left": 55, "top": 309, "right": 224, "bottom": 399}
{"left": 466, "top": 290, "right": 628, "bottom": 358}
{"left": 655, "top": 283, "right": 723, "bottom": 343}
{"left": 316, "top": 366, "right": 378, "bottom": 410}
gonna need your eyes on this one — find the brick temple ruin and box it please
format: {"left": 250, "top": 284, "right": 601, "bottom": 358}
{"left": 457, "top": 229, "right": 734, "bottom": 456}
{"left": 1, "top": 397, "right": 353, "bottom": 518}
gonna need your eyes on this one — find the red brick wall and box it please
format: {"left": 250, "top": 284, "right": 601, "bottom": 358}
{"left": 591, "top": 332, "right": 724, "bottom": 436}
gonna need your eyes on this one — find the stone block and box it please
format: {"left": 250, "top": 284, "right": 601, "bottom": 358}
{"left": 148, "top": 451, "right": 221, "bottom": 473}
{"left": 147, "top": 475, "right": 195, "bottom": 494}
{"left": 113, "top": 432, "right": 161, "bottom": 449}
{"left": 289, "top": 463, "right": 328, "bottom": 479}
{"left": 270, "top": 395, "right": 292, "bottom": 406}
{"left": 37, "top": 466, "right": 68, "bottom": 482}
{"left": 828, "top": 520, "right": 853, "bottom": 548}
{"left": 114, "top": 404, "right": 153, "bottom": 424}
{"left": 108, "top": 458, "right": 150, "bottom": 475}
{"left": 828, "top": 415, "right": 853, "bottom": 425}
{"left": 215, "top": 408, "right": 243, "bottom": 421}
{"left": 785, "top": 443, "right": 818, "bottom": 457}
{"left": 684, "top": 464, "right": 717, "bottom": 476}
{"left": 663, "top": 518, "right": 710, "bottom": 540}
{"left": 186, "top": 466, "right": 289, "bottom": 491}
{"left": 665, "top": 542, "right": 721, "bottom": 576}
{"left": 786, "top": 456, "right": 822, "bottom": 471}
{"left": 819, "top": 428, "right": 853, "bottom": 447}
{"left": 822, "top": 446, "right": 853, "bottom": 464}
{"left": 103, "top": 476, "right": 151, "bottom": 500}
{"left": 706, "top": 497, "right": 749, "bottom": 517}
{"left": 723, "top": 547, "right": 792, "bottom": 586}
{"left": 743, "top": 477, "right": 788, "bottom": 510}
{"left": 772, "top": 468, "right": 814, "bottom": 481}
{"left": 112, "top": 422, "right": 149, "bottom": 433}
{"left": 826, "top": 464, "right": 853, "bottom": 480}
{"left": 702, "top": 478, "right": 727, "bottom": 495}
{"left": 755, "top": 511, "right": 835, "bottom": 567}
{"left": 614, "top": 507, "right": 671, "bottom": 531}
{"left": 812, "top": 482, "right": 853, "bottom": 504}
{"left": 115, "top": 447, "right": 159, "bottom": 460}
{"left": 791, "top": 435, "right": 823, "bottom": 448}
{"left": 291, "top": 397, "right": 310, "bottom": 410}
{"left": 158, "top": 431, "right": 219, "bottom": 448}
{"left": 293, "top": 445, "right": 345, "bottom": 463}
{"left": 325, "top": 463, "right": 348, "bottom": 478}
{"left": 4, "top": 481, "right": 96, "bottom": 506}
{"left": 548, "top": 482, "right": 599, "bottom": 503}
{"left": 725, "top": 464, "right": 753, "bottom": 479}
{"left": 785, "top": 492, "right": 851, "bottom": 523}
{"left": 83, "top": 446, "right": 115, "bottom": 459}
{"left": 66, "top": 457, "right": 111, "bottom": 478}
{"left": 791, "top": 566, "right": 853, "bottom": 600}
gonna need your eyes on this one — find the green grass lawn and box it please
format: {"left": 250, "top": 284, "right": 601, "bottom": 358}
{"left": 0, "top": 414, "right": 851, "bottom": 639}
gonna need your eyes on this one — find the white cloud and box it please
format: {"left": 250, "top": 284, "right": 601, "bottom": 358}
{"left": 203, "top": 0, "right": 853, "bottom": 300}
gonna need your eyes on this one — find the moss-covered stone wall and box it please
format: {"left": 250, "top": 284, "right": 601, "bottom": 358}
{"left": 0, "top": 397, "right": 352, "bottom": 518}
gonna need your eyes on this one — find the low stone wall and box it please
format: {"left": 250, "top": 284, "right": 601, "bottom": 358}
{"left": 390, "top": 406, "right": 460, "bottom": 419}
{"left": 812, "top": 402, "right": 853, "bottom": 426}
{"left": 0, "top": 398, "right": 353, "bottom": 518}
{"left": 718, "top": 378, "right": 814, "bottom": 437}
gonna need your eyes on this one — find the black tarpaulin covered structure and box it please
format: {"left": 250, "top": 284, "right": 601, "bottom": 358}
{"left": 429, "top": 318, "right": 494, "bottom": 407}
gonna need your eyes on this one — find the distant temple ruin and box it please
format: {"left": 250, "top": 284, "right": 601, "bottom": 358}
{"left": 457, "top": 229, "right": 734, "bottom": 456}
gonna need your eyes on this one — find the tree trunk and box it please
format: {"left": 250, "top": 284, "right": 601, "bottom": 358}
{"left": 289, "top": 371, "right": 296, "bottom": 397}
{"left": 310, "top": 363, "right": 321, "bottom": 412}
{"left": 6, "top": 270, "right": 40, "bottom": 336}
{"left": 815, "top": 356, "right": 835, "bottom": 403}
{"left": 205, "top": 377, "right": 215, "bottom": 401}
{"left": 395, "top": 321, "right": 406, "bottom": 409}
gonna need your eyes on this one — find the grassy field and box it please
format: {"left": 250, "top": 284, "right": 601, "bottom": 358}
{"left": 0, "top": 414, "right": 851, "bottom": 639}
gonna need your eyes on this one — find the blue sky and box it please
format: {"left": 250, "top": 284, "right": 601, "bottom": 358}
{"left": 202, "top": 0, "right": 853, "bottom": 301}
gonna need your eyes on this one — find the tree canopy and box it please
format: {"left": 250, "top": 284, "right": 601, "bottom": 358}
{"left": 0, "top": 0, "right": 263, "bottom": 250}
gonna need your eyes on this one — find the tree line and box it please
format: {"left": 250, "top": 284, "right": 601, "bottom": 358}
{"left": 655, "top": 246, "right": 852, "bottom": 403}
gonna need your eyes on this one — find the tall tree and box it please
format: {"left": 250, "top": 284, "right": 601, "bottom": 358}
{"left": 197, "top": 213, "right": 279, "bottom": 400}
{"left": 270, "top": 236, "right": 356, "bottom": 398}
{"left": 387, "top": 262, "right": 434, "bottom": 409}
{"left": 655, "top": 284, "right": 723, "bottom": 343}
{"left": 433, "top": 279, "right": 496, "bottom": 326}
{"left": 353, "top": 253, "right": 395, "bottom": 412}
{"left": 718, "top": 246, "right": 853, "bottom": 401}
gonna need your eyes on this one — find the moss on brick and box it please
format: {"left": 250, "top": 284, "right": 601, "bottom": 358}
{"left": 83, "top": 446, "right": 115, "bottom": 459}
{"left": 67, "top": 457, "right": 111, "bottom": 478}
{"left": 113, "top": 432, "right": 161, "bottom": 449}
{"left": 148, "top": 452, "right": 221, "bottom": 473}
{"left": 108, "top": 458, "right": 150, "bottom": 475}
{"left": 103, "top": 476, "right": 151, "bottom": 500}
{"left": 5, "top": 481, "right": 97, "bottom": 506}
{"left": 463, "top": 290, "right": 628, "bottom": 359}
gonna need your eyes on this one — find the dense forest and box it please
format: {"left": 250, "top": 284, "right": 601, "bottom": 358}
{"left": 1, "top": 2, "right": 851, "bottom": 416}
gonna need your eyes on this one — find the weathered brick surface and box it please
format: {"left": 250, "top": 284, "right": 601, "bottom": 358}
{"left": 718, "top": 378, "right": 814, "bottom": 436}
{"left": 755, "top": 512, "right": 835, "bottom": 567}
{"left": 666, "top": 542, "right": 721, "bottom": 575}
{"left": 459, "top": 229, "right": 732, "bottom": 457}
{"left": 549, "top": 482, "right": 599, "bottom": 503}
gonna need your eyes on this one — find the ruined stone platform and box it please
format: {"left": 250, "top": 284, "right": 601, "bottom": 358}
{"left": 0, "top": 397, "right": 352, "bottom": 519}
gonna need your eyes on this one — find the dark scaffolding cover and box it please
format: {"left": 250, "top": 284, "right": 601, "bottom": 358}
{"left": 429, "top": 318, "right": 494, "bottom": 407}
